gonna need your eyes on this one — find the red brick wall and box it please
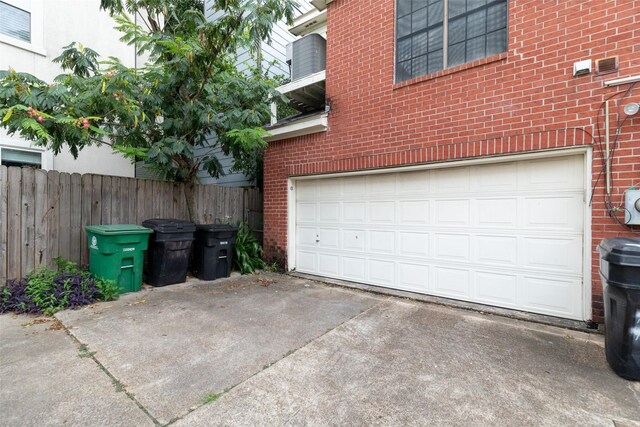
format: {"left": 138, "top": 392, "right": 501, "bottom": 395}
{"left": 264, "top": 0, "right": 640, "bottom": 322}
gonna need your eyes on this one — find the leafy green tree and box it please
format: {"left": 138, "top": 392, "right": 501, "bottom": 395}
{"left": 0, "top": 0, "right": 297, "bottom": 222}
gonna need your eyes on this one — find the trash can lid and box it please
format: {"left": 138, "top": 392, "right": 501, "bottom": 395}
{"left": 598, "top": 238, "right": 640, "bottom": 266}
{"left": 85, "top": 224, "right": 153, "bottom": 235}
{"left": 142, "top": 218, "right": 196, "bottom": 233}
{"left": 196, "top": 224, "right": 239, "bottom": 232}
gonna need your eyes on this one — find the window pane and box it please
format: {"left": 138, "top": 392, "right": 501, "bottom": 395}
{"left": 448, "top": 42, "right": 465, "bottom": 67}
{"left": 446, "top": 0, "right": 507, "bottom": 68}
{"left": 467, "top": 0, "right": 486, "bottom": 13}
{"left": 412, "top": 32, "right": 428, "bottom": 57}
{"left": 448, "top": 0, "right": 465, "bottom": 18}
{"left": 412, "top": 55, "right": 429, "bottom": 77}
{"left": 448, "top": 17, "right": 466, "bottom": 45}
{"left": 398, "top": 38, "right": 412, "bottom": 61}
{"left": 412, "top": 8, "right": 428, "bottom": 33}
{"left": 428, "top": 1, "right": 443, "bottom": 26}
{"left": 397, "top": 0, "right": 411, "bottom": 16}
{"left": 428, "top": 50, "right": 443, "bottom": 73}
{"left": 413, "top": 0, "right": 429, "bottom": 12}
{"left": 398, "top": 15, "right": 412, "bottom": 38}
{"left": 486, "top": 28, "right": 507, "bottom": 56}
{"left": 0, "top": 1, "right": 30, "bottom": 42}
{"left": 396, "top": 60, "right": 413, "bottom": 82}
{"left": 428, "top": 26, "right": 443, "bottom": 52}
{"left": 466, "top": 35, "right": 486, "bottom": 62}
{"left": 467, "top": 9, "right": 486, "bottom": 39}
{"left": 487, "top": 2, "right": 507, "bottom": 32}
{"left": 1, "top": 148, "right": 41, "bottom": 166}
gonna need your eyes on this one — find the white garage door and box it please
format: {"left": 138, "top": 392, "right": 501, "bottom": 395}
{"left": 294, "top": 155, "right": 586, "bottom": 320}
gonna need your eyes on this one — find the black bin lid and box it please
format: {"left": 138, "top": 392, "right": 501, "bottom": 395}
{"left": 196, "top": 224, "right": 239, "bottom": 232}
{"left": 142, "top": 218, "right": 196, "bottom": 233}
{"left": 598, "top": 238, "right": 640, "bottom": 266}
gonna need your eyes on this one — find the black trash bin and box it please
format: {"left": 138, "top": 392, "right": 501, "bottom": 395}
{"left": 142, "top": 218, "right": 196, "bottom": 286}
{"left": 192, "top": 224, "right": 238, "bottom": 280}
{"left": 598, "top": 237, "right": 640, "bottom": 381}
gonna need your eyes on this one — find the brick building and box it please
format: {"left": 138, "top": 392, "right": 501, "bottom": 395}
{"left": 263, "top": 0, "right": 640, "bottom": 324}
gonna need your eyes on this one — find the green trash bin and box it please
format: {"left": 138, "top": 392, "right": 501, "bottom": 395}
{"left": 85, "top": 225, "right": 153, "bottom": 294}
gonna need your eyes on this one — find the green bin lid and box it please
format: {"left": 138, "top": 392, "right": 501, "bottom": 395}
{"left": 85, "top": 224, "right": 153, "bottom": 235}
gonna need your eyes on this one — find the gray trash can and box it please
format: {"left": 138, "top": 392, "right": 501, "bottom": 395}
{"left": 598, "top": 238, "right": 640, "bottom": 380}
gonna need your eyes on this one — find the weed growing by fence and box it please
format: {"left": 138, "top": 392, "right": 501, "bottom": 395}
{"left": 234, "top": 223, "right": 266, "bottom": 274}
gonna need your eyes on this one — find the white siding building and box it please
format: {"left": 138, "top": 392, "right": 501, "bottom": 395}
{"left": 0, "top": 0, "right": 136, "bottom": 177}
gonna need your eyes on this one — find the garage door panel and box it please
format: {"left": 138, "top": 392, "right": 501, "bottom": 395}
{"left": 343, "top": 257, "right": 366, "bottom": 281}
{"left": 524, "top": 196, "right": 583, "bottom": 230}
{"left": 369, "top": 231, "right": 395, "bottom": 255}
{"left": 318, "top": 203, "right": 340, "bottom": 222}
{"left": 369, "top": 260, "right": 395, "bottom": 285}
{"left": 297, "top": 203, "right": 316, "bottom": 222}
{"left": 343, "top": 229, "right": 365, "bottom": 251}
{"left": 294, "top": 154, "right": 586, "bottom": 320}
{"left": 435, "top": 200, "right": 470, "bottom": 225}
{"left": 343, "top": 176, "right": 366, "bottom": 196}
{"left": 343, "top": 202, "right": 366, "bottom": 223}
{"left": 297, "top": 227, "right": 317, "bottom": 246}
{"left": 476, "top": 198, "right": 518, "bottom": 227}
{"left": 296, "top": 181, "right": 316, "bottom": 201}
{"left": 434, "top": 267, "right": 471, "bottom": 297}
{"left": 434, "top": 233, "right": 470, "bottom": 261}
{"left": 520, "top": 276, "right": 581, "bottom": 318}
{"left": 317, "top": 179, "right": 340, "bottom": 199}
{"left": 398, "top": 232, "right": 429, "bottom": 257}
{"left": 318, "top": 254, "right": 339, "bottom": 276}
{"left": 318, "top": 228, "right": 340, "bottom": 249}
{"left": 398, "top": 170, "right": 430, "bottom": 194}
{"left": 398, "top": 263, "right": 429, "bottom": 292}
{"left": 369, "top": 201, "right": 395, "bottom": 223}
{"left": 399, "top": 200, "right": 430, "bottom": 224}
{"left": 475, "top": 271, "right": 518, "bottom": 305}
{"left": 367, "top": 174, "right": 396, "bottom": 195}
{"left": 519, "top": 156, "right": 583, "bottom": 190}
{"left": 523, "top": 236, "right": 582, "bottom": 274}
{"left": 297, "top": 251, "right": 317, "bottom": 272}
{"left": 475, "top": 235, "right": 518, "bottom": 266}
{"left": 474, "top": 162, "right": 518, "bottom": 192}
{"left": 431, "top": 167, "right": 470, "bottom": 193}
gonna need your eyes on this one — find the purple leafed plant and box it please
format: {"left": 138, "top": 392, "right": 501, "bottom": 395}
{"left": 0, "top": 258, "right": 119, "bottom": 315}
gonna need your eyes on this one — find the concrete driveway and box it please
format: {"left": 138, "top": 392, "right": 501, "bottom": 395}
{"left": 1, "top": 272, "right": 638, "bottom": 426}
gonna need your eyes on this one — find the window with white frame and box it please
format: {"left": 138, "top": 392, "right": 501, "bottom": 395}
{"left": 0, "top": 147, "right": 42, "bottom": 168}
{"left": 396, "top": 0, "right": 507, "bottom": 83}
{"left": 0, "top": 1, "right": 30, "bottom": 42}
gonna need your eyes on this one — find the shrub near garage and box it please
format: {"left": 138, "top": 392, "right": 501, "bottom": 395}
{"left": 0, "top": 258, "right": 119, "bottom": 315}
{"left": 234, "top": 222, "right": 266, "bottom": 274}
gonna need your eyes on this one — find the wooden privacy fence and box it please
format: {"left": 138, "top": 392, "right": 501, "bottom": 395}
{"left": 0, "top": 166, "right": 263, "bottom": 282}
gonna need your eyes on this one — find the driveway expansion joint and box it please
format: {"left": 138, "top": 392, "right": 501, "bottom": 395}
{"left": 163, "top": 299, "right": 388, "bottom": 426}
{"left": 54, "top": 315, "right": 162, "bottom": 427}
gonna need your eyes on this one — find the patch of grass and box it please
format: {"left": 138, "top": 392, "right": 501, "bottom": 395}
{"left": 78, "top": 343, "right": 96, "bottom": 358}
{"left": 112, "top": 379, "right": 125, "bottom": 393}
{"left": 201, "top": 392, "right": 221, "bottom": 404}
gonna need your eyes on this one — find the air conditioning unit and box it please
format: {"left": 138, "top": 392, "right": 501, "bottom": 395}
{"left": 290, "top": 33, "right": 326, "bottom": 81}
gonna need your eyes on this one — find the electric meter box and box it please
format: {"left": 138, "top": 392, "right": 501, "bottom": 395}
{"left": 624, "top": 189, "right": 640, "bottom": 225}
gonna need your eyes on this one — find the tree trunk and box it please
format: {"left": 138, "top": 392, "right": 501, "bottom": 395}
{"left": 184, "top": 181, "right": 201, "bottom": 223}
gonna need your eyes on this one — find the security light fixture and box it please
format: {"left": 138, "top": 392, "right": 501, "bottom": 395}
{"left": 623, "top": 102, "right": 639, "bottom": 116}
